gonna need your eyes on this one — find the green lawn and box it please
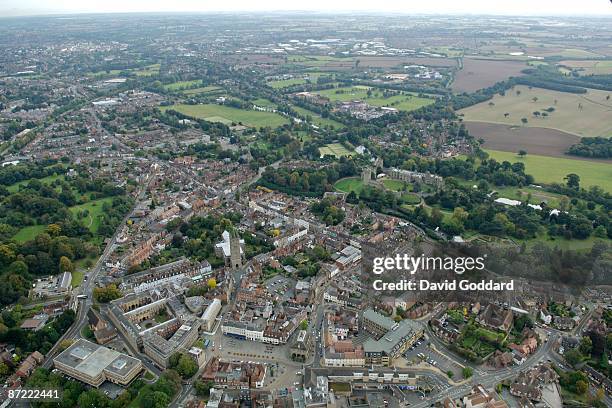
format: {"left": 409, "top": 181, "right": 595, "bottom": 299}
{"left": 7, "top": 174, "right": 64, "bottom": 193}
{"left": 334, "top": 177, "right": 365, "bottom": 194}
{"left": 163, "top": 80, "right": 202, "bottom": 91}
{"left": 381, "top": 178, "right": 410, "bottom": 192}
{"left": 315, "top": 86, "right": 434, "bottom": 112}
{"left": 485, "top": 150, "right": 612, "bottom": 192}
{"left": 252, "top": 98, "right": 277, "bottom": 108}
{"left": 162, "top": 104, "right": 289, "bottom": 128}
{"left": 319, "top": 143, "right": 354, "bottom": 158}
{"left": 12, "top": 225, "right": 46, "bottom": 243}
{"left": 291, "top": 105, "right": 344, "bottom": 129}
{"left": 71, "top": 270, "right": 84, "bottom": 287}
{"left": 69, "top": 197, "right": 113, "bottom": 234}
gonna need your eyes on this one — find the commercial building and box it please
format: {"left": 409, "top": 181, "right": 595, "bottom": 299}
{"left": 143, "top": 317, "right": 201, "bottom": 369}
{"left": 201, "top": 298, "right": 222, "bottom": 332}
{"left": 53, "top": 339, "right": 142, "bottom": 387}
{"left": 361, "top": 309, "right": 423, "bottom": 366}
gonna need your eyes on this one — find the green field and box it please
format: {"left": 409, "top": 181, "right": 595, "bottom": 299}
{"left": 7, "top": 174, "right": 64, "bottom": 193}
{"left": 252, "top": 98, "right": 277, "bottom": 108}
{"left": 162, "top": 104, "right": 289, "bottom": 128}
{"left": 71, "top": 270, "right": 84, "bottom": 287}
{"left": 459, "top": 85, "right": 612, "bottom": 137}
{"left": 291, "top": 105, "right": 344, "bottom": 129}
{"left": 69, "top": 197, "right": 113, "bottom": 234}
{"left": 315, "top": 86, "right": 434, "bottom": 112}
{"left": 163, "top": 80, "right": 202, "bottom": 91}
{"left": 182, "top": 86, "right": 223, "bottom": 95}
{"left": 334, "top": 177, "right": 365, "bottom": 194}
{"left": 381, "top": 178, "right": 410, "bottom": 192}
{"left": 486, "top": 150, "right": 612, "bottom": 192}
{"left": 12, "top": 225, "right": 46, "bottom": 243}
{"left": 134, "top": 64, "right": 160, "bottom": 77}
{"left": 268, "top": 78, "right": 308, "bottom": 88}
{"left": 268, "top": 73, "right": 330, "bottom": 89}
{"left": 319, "top": 143, "right": 354, "bottom": 158}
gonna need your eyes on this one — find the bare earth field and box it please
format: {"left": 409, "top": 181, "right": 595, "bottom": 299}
{"left": 459, "top": 85, "right": 612, "bottom": 137}
{"left": 464, "top": 121, "right": 600, "bottom": 160}
{"left": 452, "top": 58, "right": 527, "bottom": 93}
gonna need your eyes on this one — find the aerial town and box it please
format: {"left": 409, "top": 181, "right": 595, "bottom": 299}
{"left": 0, "top": 8, "right": 611, "bottom": 408}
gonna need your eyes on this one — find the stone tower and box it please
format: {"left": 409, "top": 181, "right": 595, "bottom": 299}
{"left": 229, "top": 229, "right": 243, "bottom": 270}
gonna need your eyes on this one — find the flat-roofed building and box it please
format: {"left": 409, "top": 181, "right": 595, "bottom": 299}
{"left": 201, "top": 299, "right": 222, "bottom": 332}
{"left": 53, "top": 339, "right": 142, "bottom": 387}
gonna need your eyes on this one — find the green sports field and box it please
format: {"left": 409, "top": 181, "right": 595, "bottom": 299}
{"left": 319, "top": 143, "right": 354, "bottom": 158}
{"left": 162, "top": 104, "right": 289, "bottom": 128}
{"left": 315, "top": 86, "right": 434, "bottom": 112}
{"left": 163, "top": 80, "right": 202, "bottom": 91}
{"left": 486, "top": 150, "right": 612, "bottom": 192}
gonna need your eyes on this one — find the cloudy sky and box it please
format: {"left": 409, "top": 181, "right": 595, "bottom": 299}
{"left": 1, "top": 0, "right": 611, "bottom": 17}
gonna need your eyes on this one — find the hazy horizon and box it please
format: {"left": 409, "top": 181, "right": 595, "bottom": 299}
{"left": 1, "top": 0, "right": 611, "bottom": 18}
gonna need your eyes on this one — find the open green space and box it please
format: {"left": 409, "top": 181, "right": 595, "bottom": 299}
{"left": 162, "top": 104, "right": 289, "bottom": 128}
{"left": 381, "top": 178, "right": 410, "bottom": 192}
{"left": 134, "top": 64, "right": 160, "bottom": 77}
{"left": 459, "top": 85, "right": 612, "bottom": 137}
{"left": 70, "top": 270, "right": 84, "bottom": 287}
{"left": 12, "top": 225, "right": 46, "bottom": 243}
{"left": 252, "top": 98, "right": 277, "bottom": 108}
{"left": 485, "top": 150, "right": 612, "bottom": 192}
{"left": 334, "top": 177, "right": 365, "bottom": 194}
{"left": 291, "top": 105, "right": 344, "bottom": 129}
{"left": 69, "top": 197, "right": 113, "bottom": 234}
{"left": 315, "top": 85, "right": 434, "bottom": 112}
{"left": 319, "top": 143, "right": 354, "bottom": 158}
{"left": 163, "top": 80, "right": 202, "bottom": 91}
{"left": 182, "top": 85, "right": 223, "bottom": 95}
{"left": 7, "top": 173, "right": 64, "bottom": 193}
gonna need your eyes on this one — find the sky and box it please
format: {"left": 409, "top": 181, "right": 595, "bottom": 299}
{"left": 1, "top": 0, "right": 611, "bottom": 17}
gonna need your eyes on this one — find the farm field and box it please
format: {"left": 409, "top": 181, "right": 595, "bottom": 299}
{"left": 162, "top": 104, "right": 289, "bottom": 128}
{"left": 163, "top": 80, "right": 202, "bottom": 90}
{"left": 69, "top": 197, "right": 113, "bottom": 234}
{"left": 558, "top": 60, "right": 612, "bottom": 75}
{"left": 464, "top": 122, "right": 585, "bottom": 160}
{"left": 268, "top": 78, "right": 308, "bottom": 88}
{"left": 485, "top": 150, "right": 612, "bottom": 192}
{"left": 459, "top": 85, "right": 612, "bottom": 137}
{"left": 452, "top": 58, "right": 527, "bottom": 92}
{"left": 315, "top": 86, "right": 434, "bottom": 111}
{"left": 319, "top": 143, "right": 354, "bottom": 158}
{"left": 291, "top": 105, "right": 344, "bottom": 129}
{"left": 12, "top": 225, "right": 46, "bottom": 243}
{"left": 252, "top": 98, "right": 276, "bottom": 108}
